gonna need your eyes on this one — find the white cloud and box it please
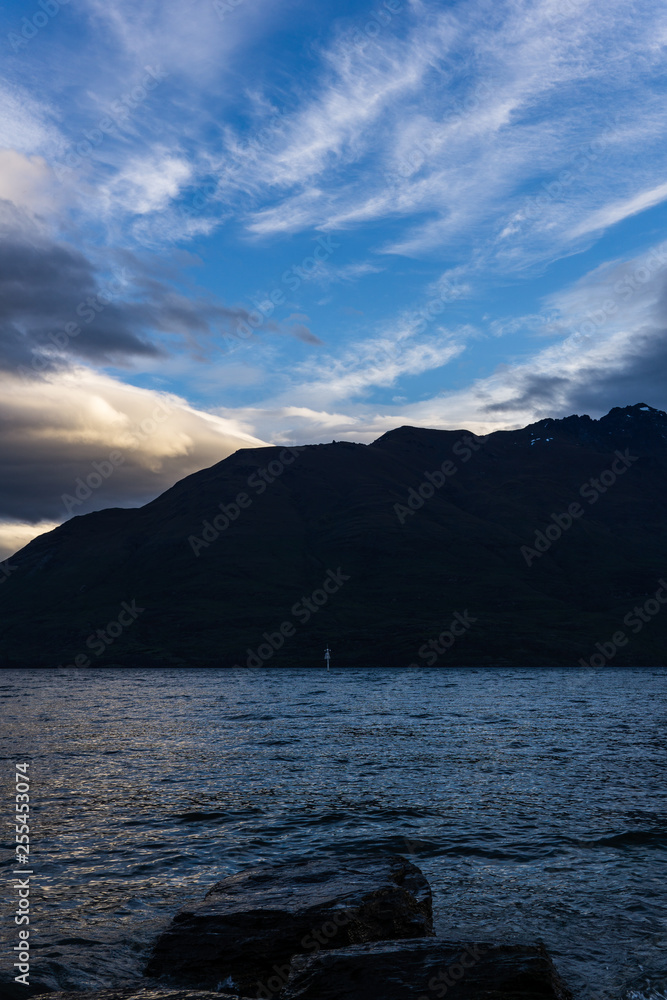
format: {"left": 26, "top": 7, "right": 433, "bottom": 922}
{"left": 0, "top": 366, "right": 269, "bottom": 526}
{"left": 210, "top": 238, "right": 667, "bottom": 442}
{"left": 204, "top": 0, "right": 667, "bottom": 279}
{"left": 569, "top": 180, "right": 667, "bottom": 239}
{"left": 0, "top": 521, "right": 61, "bottom": 563}
{"left": 101, "top": 152, "right": 192, "bottom": 216}
{"left": 210, "top": 311, "right": 469, "bottom": 440}
{"left": 0, "top": 83, "right": 62, "bottom": 157}
{"left": 0, "top": 150, "right": 58, "bottom": 215}
{"left": 293, "top": 258, "right": 384, "bottom": 287}
{"left": 79, "top": 0, "right": 278, "bottom": 82}
{"left": 286, "top": 334, "right": 464, "bottom": 408}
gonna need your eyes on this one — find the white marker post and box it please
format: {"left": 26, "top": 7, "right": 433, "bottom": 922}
{"left": 324, "top": 646, "right": 331, "bottom": 670}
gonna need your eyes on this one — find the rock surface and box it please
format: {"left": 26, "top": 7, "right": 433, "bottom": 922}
{"left": 145, "top": 855, "right": 434, "bottom": 996}
{"left": 280, "top": 938, "right": 573, "bottom": 1000}
{"left": 33, "top": 993, "right": 242, "bottom": 1000}
{"left": 4, "top": 983, "right": 55, "bottom": 1000}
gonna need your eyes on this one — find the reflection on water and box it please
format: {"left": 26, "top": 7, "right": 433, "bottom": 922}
{"left": 0, "top": 666, "right": 665, "bottom": 998}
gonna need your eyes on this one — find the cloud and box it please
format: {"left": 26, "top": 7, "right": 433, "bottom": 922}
{"left": 101, "top": 152, "right": 193, "bottom": 216}
{"left": 211, "top": 314, "right": 468, "bottom": 440}
{"left": 0, "top": 213, "right": 162, "bottom": 373}
{"left": 0, "top": 83, "right": 62, "bottom": 158}
{"left": 212, "top": 402, "right": 394, "bottom": 447}
{"left": 424, "top": 239, "right": 667, "bottom": 423}
{"left": 0, "top": 207, "right": 318, "bottom": 376}
{"left": 0, "top": 367, "right": 269, "bottom": 532}
{"left": 0, "top": 521, "right": 60, "bottom": 563}
{"left": 303, "top": 260, "right": 384, "bottom": 286}
{"left": 287, "top": 334, "right": 464, "bottom": 407}
{"left": 79, "top": 0, "right": 277, "bottom": 81}
{"left": 569, "top": 180, "right": 667, "bottom": 239}
{"left": 0, "top": 150, "right": 58, "bottom": 215}
{"left": 4, "top": 0, "right": 667, "bottom": 519}
{"left": 475, "top": 242, "right": 667, "bottom": 417}
{"left": 212, "top": 239, "right": 667, "bottom": 442}
{"left": 9, "top": 0, "right": 666, "bottom": 274}
{"left": 192, "top": 0, "right": 667, "bottom": 284}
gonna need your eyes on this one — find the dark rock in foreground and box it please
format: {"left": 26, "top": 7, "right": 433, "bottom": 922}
{"left": 33, "top": 992, "right": 242, "bottom": 1000}
{"left": 3, "top": 983, "right": 55, "bottom": 999}
{"left": 280, "top": 939, "right": 573, "bottom": 1000}
{"left": 145, "top": 855, "right": 433, "bottom": 996}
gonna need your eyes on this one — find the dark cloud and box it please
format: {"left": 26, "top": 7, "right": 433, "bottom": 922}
{"left": 482, "top": 374, "right": 572, "bottom": 414}
{"left": 0, "top": 216, "right": 161, "bottom": 375}
{"left": 565, "top": 326, "right": 667, "bottom": 415}
{"left": 290, "top": 323, "right": 323, "bottom": 345}
{"left": 480, "top": 263, "right": 667, "bottom": 419}
{"left": 0, "top": 208, "right": 305, "bottom": 379}
{"left": 481, "top": 326, "right": 667, "bottom": 419}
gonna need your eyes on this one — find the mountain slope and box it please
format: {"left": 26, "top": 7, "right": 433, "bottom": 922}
{"left": 2, "top": 403, "right": 667, "bottom": 668}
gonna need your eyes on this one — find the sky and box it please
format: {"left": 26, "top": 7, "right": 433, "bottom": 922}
{"left": 1, "top": 0, "right": 667, "bottom": 558}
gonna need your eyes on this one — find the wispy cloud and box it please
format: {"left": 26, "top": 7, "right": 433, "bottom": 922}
{"left": 201, "top": 0, "right": 667, "bottom": 278}
{"left": 212, "top": 237, "right": 667, "bottom": 443}
{"left": 287, "top": 333, "right": 464, "bottom": 408}
{"left": 3, "top": 0, "right": 667, "bottom": 517}
{"left": 78, "top": 0, "right": 278, "bottom": 82}
{"left": 0, "top": 80, "right": 62, "bottom": 156}
{"left": 569, "top": 180, "right": 667, "bottom": 239}
{"left": 100, "top": 151, "right": 193, "bottom": 216}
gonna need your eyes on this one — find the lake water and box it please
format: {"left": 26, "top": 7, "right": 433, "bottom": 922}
{"left": 1, "top": 667, "right": 666, "bottom": 999}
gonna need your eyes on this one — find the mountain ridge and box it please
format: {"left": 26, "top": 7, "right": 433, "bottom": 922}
{"left": 2, "top": 402, "right": 667, "bottom": 668}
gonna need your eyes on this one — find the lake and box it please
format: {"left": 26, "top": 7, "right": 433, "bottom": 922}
{"left": 1, "top": 666, "right": 665, "bottom": 999}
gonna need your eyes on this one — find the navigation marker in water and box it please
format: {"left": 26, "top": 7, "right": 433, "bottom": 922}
{"left": 324, "top": 645, "right": 331, "bottom": 669}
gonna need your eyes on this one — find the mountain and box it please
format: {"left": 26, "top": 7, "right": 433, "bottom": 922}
{"left": 2, "top": 403, "right": 667, "bottom": 668}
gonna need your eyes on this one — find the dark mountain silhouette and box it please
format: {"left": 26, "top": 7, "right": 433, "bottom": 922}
{"left": 2, "top": 403, "right": 667, "bottom": 668}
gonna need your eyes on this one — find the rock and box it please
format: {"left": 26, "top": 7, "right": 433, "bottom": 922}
{"left": 145, "top": 855, "right": 433, "bottom": 996}
{"left": 280, "top": 938, "right": 573, "bottom": 1000}
{"left": 33, "top": 992, "right": 242, "bottom": 1000}
{"left": 2, "top": 983, "right": 55, "bottom": 999}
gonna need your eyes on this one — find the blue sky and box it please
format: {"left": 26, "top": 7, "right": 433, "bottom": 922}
{"left": 1, "top": 0, "right": 667, "bottom": 555}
